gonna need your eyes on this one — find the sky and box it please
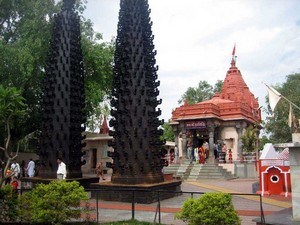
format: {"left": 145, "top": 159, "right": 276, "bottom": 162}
{"left": 83, "top": 0, "right": 300, "bottom": 122}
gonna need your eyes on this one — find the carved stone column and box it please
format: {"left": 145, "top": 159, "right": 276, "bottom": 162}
{"left": 181, "top": 122, "right": 187, "bottom": 159}
{"left": 236, "top": 123, "right": 243, "bottom": 161}
{"left": 208, "top": 126, "right": 215, "bottom": 164}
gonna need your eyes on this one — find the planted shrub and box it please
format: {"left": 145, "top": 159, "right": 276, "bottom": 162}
{"left": 175, "top": 192, "right": 241, "bottom": 225}
{"left": 0, "top": 184, "right": 19, "bottom": 222}
{"left": 20, "top": 180, "right": 88, "bottom": 225}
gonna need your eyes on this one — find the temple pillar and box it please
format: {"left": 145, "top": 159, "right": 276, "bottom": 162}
{"left": 181, "top": 122, "right": 187, "bottom": 159}
{"left": 208, "top": 126, "right": 215, "bottom": 164}
{"left": 236, "top": 123, "right": 243, "bottom": 161}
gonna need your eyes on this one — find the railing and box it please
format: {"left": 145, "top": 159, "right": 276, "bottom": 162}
{"left": 85, "top": 188, "right": 266, "bottom": 225}
{"left": 8, "top": 186, "right": 266, "bottom": 225}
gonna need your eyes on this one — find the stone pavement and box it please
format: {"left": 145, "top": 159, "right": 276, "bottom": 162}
{"left": 86, "top": 176, "right": 292, "bottom": 225}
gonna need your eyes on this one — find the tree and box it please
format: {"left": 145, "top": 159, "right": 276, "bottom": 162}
{"left": 0, "top": 86, "right": 27, "bottom": 187}
{"left": 264, "top": 74, "right": 300, "bottom": 143}
{"left": 213, "top": 79, "right": 223, "bottom": 93}
{"left": 178, "top": 80, "right": 223, "bottom": 105}
{"left": 241, "top": 124, "right": 259, "bottom": 153}
{"left": 0, "top": 0, "right": 114, "bottom": 148}
{"left": 160, "top": 120, "right": 175, "bottom": 142}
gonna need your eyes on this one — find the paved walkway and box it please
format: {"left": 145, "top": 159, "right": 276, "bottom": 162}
{"left": 85, "top": 177, "right": 292, "bottom": 225}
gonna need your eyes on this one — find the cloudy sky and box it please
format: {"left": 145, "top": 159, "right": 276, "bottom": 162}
{"left": 83, "top": 0, "right": 300, "bottom": 121}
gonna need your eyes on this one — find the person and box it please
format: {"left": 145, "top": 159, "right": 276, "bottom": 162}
{"left": 96, "top": 162, "right": 106, "bottom": 183}
{"left": 199, "top": 145, "right": 206, "bottom": 164}
{"left": 26, "top": 158, "right": 35, "bottom": 177}
{"left": 228, "top": 149, "right": 233, "bottom": 163}
{"left": 11, "top": 176, "right": 19, "bottom": 191}
{"left": 190, "top": 147, "right": 195, "bottom": 163}
{"left": 203, "top": 141, "right": 209, "bottom": 160}
{"left": 194, "top": 147, "right": 199, "bottom": 162}
{"left": 5, "top": 168, "right": 12, "bottom": 185}
{"left": 214, "top": 143, "right": 218, "bottom": 159}
{"left": 222, "top": 144, "right": 227, "bottom": 163}
{"left": 11, "top": 159, "right": 21, "bottom": 179}
{"left": 57, "top": 158, "right": 67, "bottom": 180}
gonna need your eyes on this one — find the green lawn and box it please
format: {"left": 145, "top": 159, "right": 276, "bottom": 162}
{"left": 101, "top": 220, "right": 162, "bottom": 225}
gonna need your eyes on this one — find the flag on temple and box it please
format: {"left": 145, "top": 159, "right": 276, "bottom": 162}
{"left": 288, "top": 104, "right": 293, "bottom": 128}
{"left": 264, "top": 83, "right": 282, "bottom": 112}
{"left": 232, "top": 43, "right": 236, "bottom": 56}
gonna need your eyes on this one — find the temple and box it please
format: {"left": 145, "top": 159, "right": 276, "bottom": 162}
{"left": 171, "top": 48, "right": 261, "bottom": 162}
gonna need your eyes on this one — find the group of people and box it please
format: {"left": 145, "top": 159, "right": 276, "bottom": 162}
{"left": 187, "top": 141, "right": 233, "bottom": 164}
{"left": 3, "top": 158, "right": 68, "bottom": 189}
{"left": 188, "top": 141, "right": 210, "bottom": 164}
{"left": 4, "top": 158, "right": 36, "bottom": 186}
{"left": 213, "top": 142, "right": 232, "bottom": 163}
{"left": 3, "top": 157, "right": 106, "bottom": 189}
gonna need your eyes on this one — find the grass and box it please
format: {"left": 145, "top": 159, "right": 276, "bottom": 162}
{"left": 101, "top": 220, "right": 162, "bottom": 225}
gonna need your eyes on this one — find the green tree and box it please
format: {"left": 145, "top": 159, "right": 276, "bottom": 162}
{"left": 241, "top": 124, "right": 259, "bottom": 153}
{"left": 213, "top": 79, "right": 223, "bottom": 93}
{"left": 0, "top": 86, "right": 27, "bottom": 187}
{"left": 178, "top": 80, "right": 223, "bottom": 105}
{"left": 0, "top": 0, "right": 114, "bottom": 146}
{"left": 264, "top": 74, "right": 300, "bottom": 143}
{"left": 160, "top": 120, "right": 175, "bottom": 142}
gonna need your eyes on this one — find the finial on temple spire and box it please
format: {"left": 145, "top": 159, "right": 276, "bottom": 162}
{"left": 231, "top": 43, "right": 237, "bottom": 67}
{"left": 63, "top": 0, "right": 76, "bottom": 11}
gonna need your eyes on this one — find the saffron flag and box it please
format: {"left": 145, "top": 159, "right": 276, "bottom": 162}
{"left": 264, "top": 83, "right": 282, "bottom": 112}
{"left": 232, "top": 44, "right": 236, "bottom": 56}
{"left": 288, "top": 104, "right": 293, "bottom": 128}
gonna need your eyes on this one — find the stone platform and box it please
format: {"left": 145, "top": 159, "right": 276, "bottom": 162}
{"left": 90, "top": 179, "right": 182, "bottom": 204}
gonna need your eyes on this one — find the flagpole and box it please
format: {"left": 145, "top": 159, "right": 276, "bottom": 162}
{"left": 280, "top": 95, "right": 300, "bottom": 111}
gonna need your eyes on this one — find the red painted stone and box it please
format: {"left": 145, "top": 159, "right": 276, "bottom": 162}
{"left": 172, "top": 57, "right": 261, "bottom": 124}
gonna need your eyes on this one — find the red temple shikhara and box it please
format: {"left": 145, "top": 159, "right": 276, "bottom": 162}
{"left": 171, "top": 49, "right": 261, "bottom": 163}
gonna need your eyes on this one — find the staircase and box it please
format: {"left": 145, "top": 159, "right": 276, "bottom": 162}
{"left": 164, "top": 163, "right": 236, "bottom": 181}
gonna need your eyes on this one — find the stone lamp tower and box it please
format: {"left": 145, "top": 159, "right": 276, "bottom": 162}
{"left": 39, "top": 0, "right": 86, "bottom": 179}
{"left": 108, "top": 0, "right": 166, "bottom": 185}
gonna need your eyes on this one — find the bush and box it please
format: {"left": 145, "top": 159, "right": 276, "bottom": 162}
{"left": 175, "top": 192, "right": 241, "bottom": 225}
{"left": 20, "top": 180, "right": 88, "bottom": 225}
{"left": 0, "top": 185, "right": 19, "bottom": 222}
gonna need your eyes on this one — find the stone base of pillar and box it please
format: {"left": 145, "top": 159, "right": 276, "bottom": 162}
{"left": 206, "top": 155, "right": 217, "bottom": 164}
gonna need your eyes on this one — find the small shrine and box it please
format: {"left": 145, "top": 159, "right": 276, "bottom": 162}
{"left": 171, "top": 48, "right": 261, "bottom": 163}
{"left": 257, "top": 143, "right": 291, "bottom": 197}
{"left": 81, "top": 117, "right": 113, "bottom": 174}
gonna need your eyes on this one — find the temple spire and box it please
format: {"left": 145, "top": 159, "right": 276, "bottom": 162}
{"left": 231, "top": 43, "right": 237, "bottom": 67}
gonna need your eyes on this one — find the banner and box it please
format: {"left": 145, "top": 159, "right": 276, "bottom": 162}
{"left": 264, "top": 83, "right": 282, "bottom": 112}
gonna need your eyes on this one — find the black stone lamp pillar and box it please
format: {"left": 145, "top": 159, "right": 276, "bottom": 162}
{"left": 108, "top": 0, "right": 165, "bottom": 185}
{"left": 39, "top": 0, "right": 86, "bottom": 179}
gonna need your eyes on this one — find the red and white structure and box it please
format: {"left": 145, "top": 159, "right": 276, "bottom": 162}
{"left": 257, "top": 143, "right": 291, "bottom": 197}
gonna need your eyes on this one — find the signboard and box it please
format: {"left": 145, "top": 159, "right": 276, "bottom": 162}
{"left": 186, "top": 121, "right": 206, "bottom": 129}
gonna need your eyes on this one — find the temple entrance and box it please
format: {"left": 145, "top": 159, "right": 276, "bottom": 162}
{"left": 187, "top": 129, "right": 211, "bottom": 147}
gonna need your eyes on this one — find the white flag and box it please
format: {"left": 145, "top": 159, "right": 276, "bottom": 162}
{"left": 264, "top": 83, "right": 282, "bottom": 112}
{"left": 288, "top": 104, "right": 293, "bottom": 128}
